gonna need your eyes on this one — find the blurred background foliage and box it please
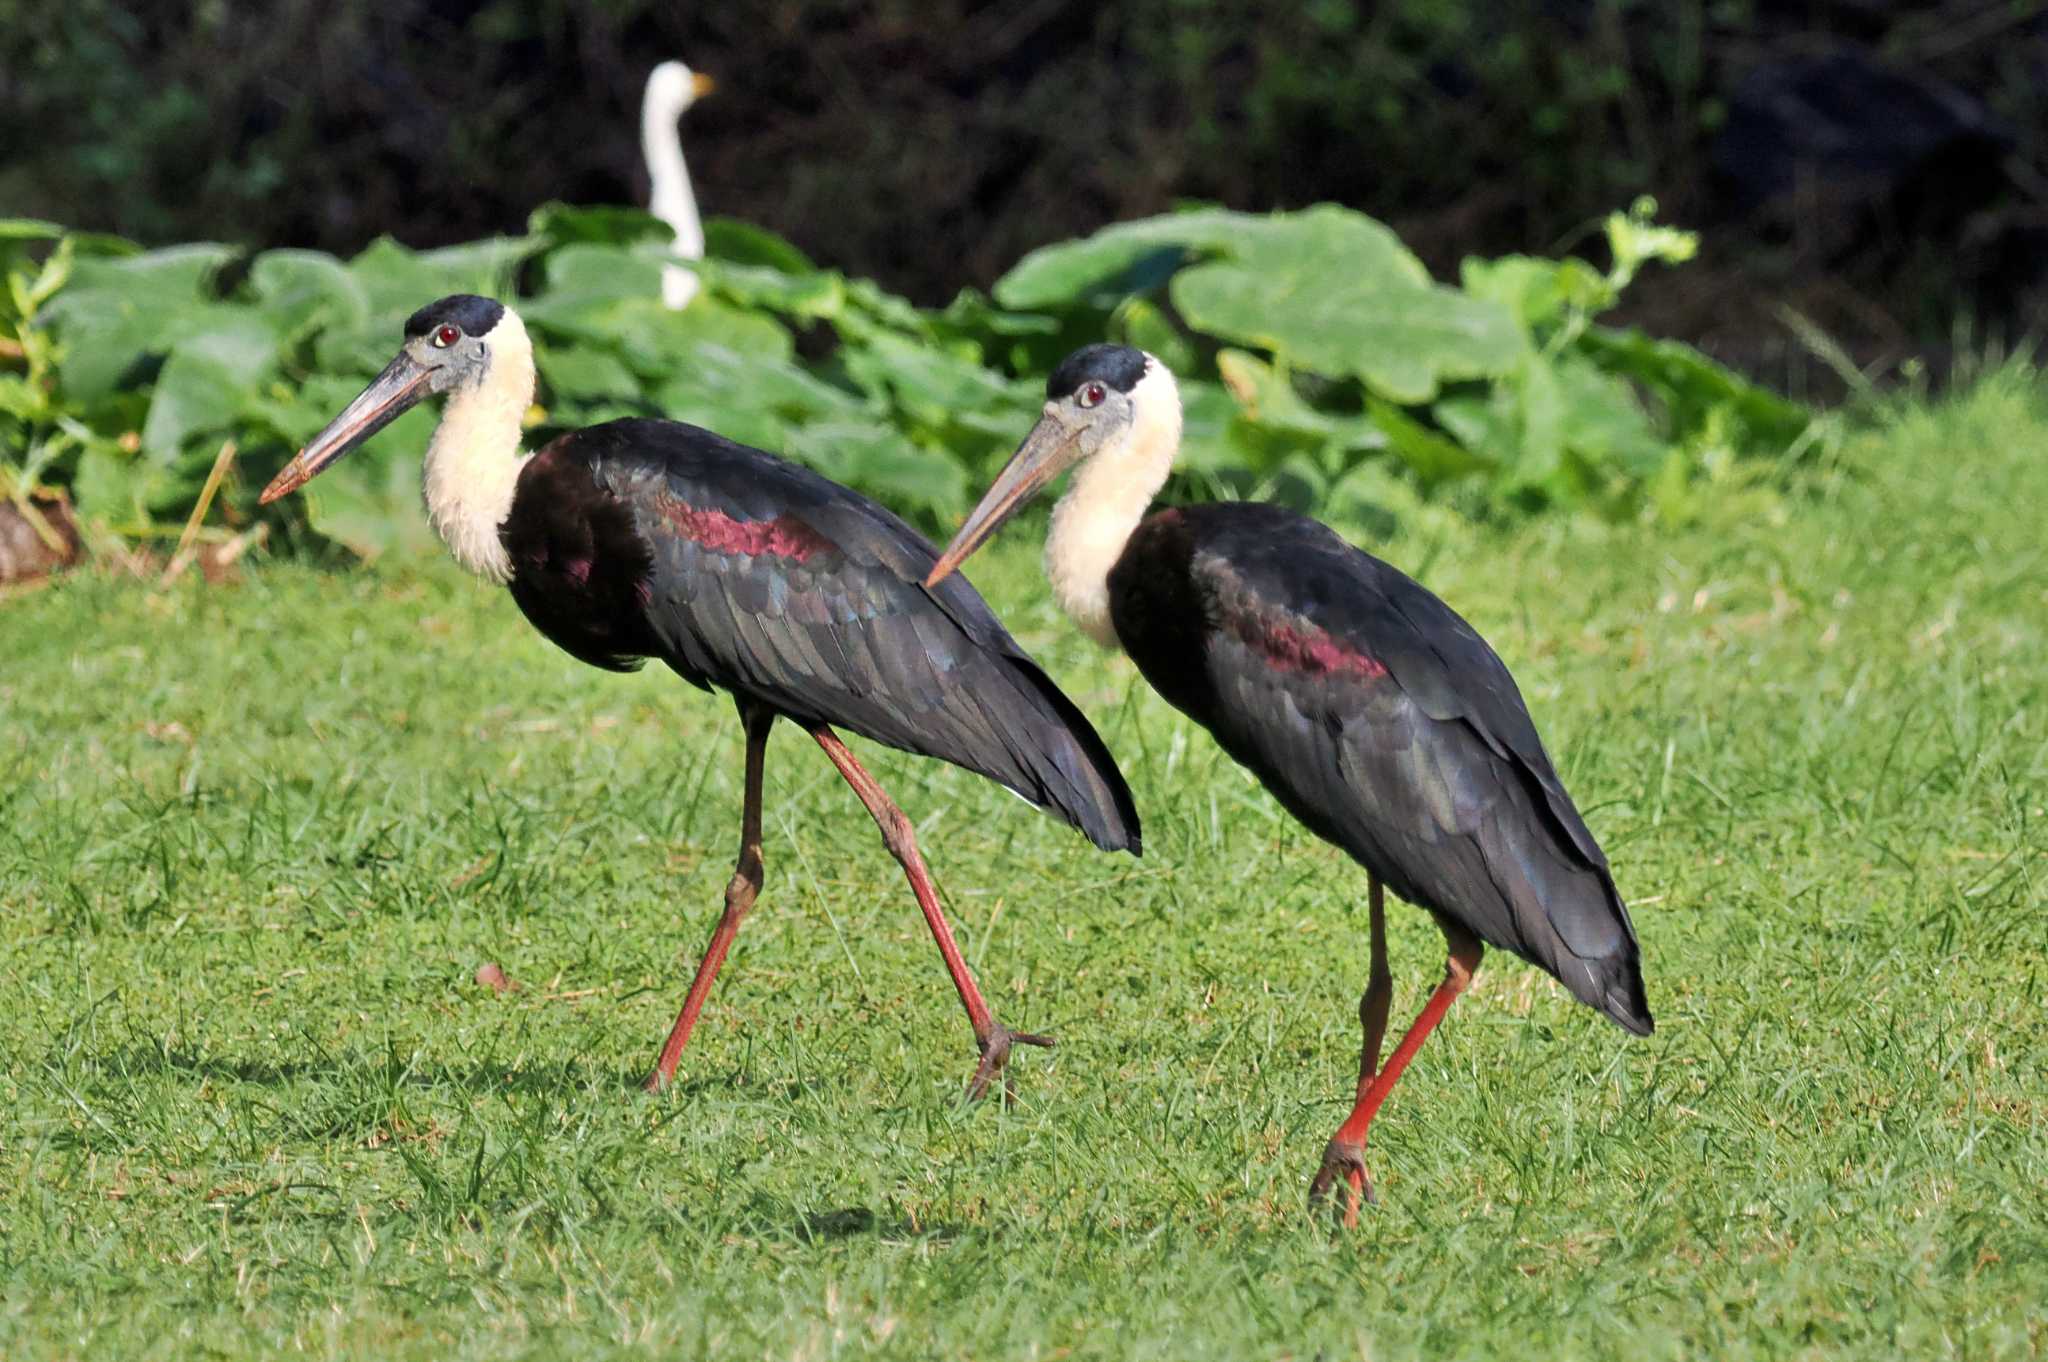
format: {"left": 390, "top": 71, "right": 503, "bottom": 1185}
{"left": 4, "top": 0, "right": 2043, "bottom": 564}
{"left": 5, "top": 0, "right": 2044, "bottom": 396}
{"left": 2, "top": 196, "right": 1809, "bottom": 560}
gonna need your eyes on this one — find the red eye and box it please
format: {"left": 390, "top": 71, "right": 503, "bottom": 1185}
{"left": 1078, "top": 381, "right": 1107, "bottom": 408}
{"left": 433, "top": 324, "right": 461, "bottom": 348}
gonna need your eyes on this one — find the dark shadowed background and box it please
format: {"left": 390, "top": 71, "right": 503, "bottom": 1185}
{"left": 5, "top": 0, "right": 2046, "bottom": 395}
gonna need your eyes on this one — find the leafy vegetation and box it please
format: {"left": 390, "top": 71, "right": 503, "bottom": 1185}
{"left": 2, "top": 200, "right": 1811, "bottom": 562}
{"left": 2, "top": 374, "right": 2041, "bottom": 1359}
{"left": 997, "top": 198, "right": 1813, "bottom": 518}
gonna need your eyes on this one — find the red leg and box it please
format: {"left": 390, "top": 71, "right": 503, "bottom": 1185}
{"left": 808, "top": 723, "right": 1051, "bottom": 1100}
{"left": 643, "top": 701, "right": 776, "bottom": 1092}
{"left": 1309, "top": 910, "right": 1483, "bottom": 1224}
{"left": 1315, "top": 878, "right": 1394, "bottom": 1214}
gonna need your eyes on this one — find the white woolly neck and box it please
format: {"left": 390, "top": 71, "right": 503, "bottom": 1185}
{"left": 421, "top": 309, "right": 533, "bottom": 584}
{"left": 1045, "top": 360, "right": 1182, "bottom": 648}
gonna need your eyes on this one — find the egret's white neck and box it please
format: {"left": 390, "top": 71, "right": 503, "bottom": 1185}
{"left": 1046, "top": 363, "right": 1182, "bottom": 648}
{"left": 422, "top": 313, "right": 533, "bottom": 584}
{"left": 642, "top": 70, "right": 703, "bottom": 309}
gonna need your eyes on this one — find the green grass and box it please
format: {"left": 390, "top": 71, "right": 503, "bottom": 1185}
{"left": 3, "top": 376, "right": 2045, "bottom": 1360}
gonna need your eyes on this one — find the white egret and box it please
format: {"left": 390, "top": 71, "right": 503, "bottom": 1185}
{"left": 641, "top": 60, "right": 716, "bottom": 310}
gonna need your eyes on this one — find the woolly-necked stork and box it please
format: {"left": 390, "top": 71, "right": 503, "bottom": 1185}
{"left": 925, "top": 343, "right": 1652, "bottom": 1218}
{"left": 260, "top": 296, "right": 1140, "bottom": 1099}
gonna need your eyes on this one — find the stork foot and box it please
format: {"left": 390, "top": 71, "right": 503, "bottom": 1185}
{"left": 1307, "top": 1138, "right": 1376, "bottom": 1226}
{"left": 965, "top": 1021, "right": 1054, "bottom": 1103}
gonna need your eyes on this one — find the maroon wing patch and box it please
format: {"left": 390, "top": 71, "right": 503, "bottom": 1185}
{"left": 655, "top": 497, "right": 834, "bottom": 562}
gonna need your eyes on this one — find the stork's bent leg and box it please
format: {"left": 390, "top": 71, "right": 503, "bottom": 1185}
{"left": 644, "top": 701, "right": 776, "bottom": 1093}
{"left": 1310, "top": 878, "right": 1396, "bottom": 1215}
{"left": 808, "top": 723, "right": 1051, "bottom": 1101}
{"left": 1309, "top": 913, "right": 1484, "bottom": 1225}
{"left": 1359, "top": 877, "right": 1395, "bottom": 1087}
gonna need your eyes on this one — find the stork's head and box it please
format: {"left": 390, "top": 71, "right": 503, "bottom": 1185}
{"left": 645, "top": 60, "right": 716, "bottom": 118}
{"left": 260, "top": 295, "right": 528, "bottom": 504}
{"left": 926, "top": 344, "right": 1182, "bottom": 587}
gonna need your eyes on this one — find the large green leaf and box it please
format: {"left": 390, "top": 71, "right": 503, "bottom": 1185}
{"left": 993, "top": 208, "right": 1252, "bottom": 309}
{"left": 293, "top": 383, "right": 437, "bottom": 558}
{"left": 539, "top": 243, "right": 666, "bottom": 301}
{"left": 1110, "top": 295, "right": 1199, "bottom": 377}
{"left": 42, "top": 244, "right": 239, "bottom": 400}
{"left": 784, "top": 420, "right": 967, "bottom": 522}
{"left": 1175, "top": 379, "right": 1253, "bottom": 477}
{"left": 238, "top": 369, "right": 435, "bottom": 556}
{"left": 844, "top": 332, "right": 1029, "bottom": 418}
{"left": 1459, "top": 254, "right": 1612, "bottom": 330}
{"left": 1580, "top": 325, "right": 1810, "bottom": 449}
{"left": 1503, "top": 353, "right": 1566, "bottom": 487}
{"left": 540, "top": 345, "right": 644, "bottom": 405}
{"left": 140, "top": 309, "right": 283, "bottom": 462}
{"left": 1432, "top": 391, "right": 1514, "bottom": 466}
{"left": 840, "top": 279, "right": 931, "bottom": 338}
{"left": 316, "top": 235, "right": 540, "bottom": 372}
{"left": 71, "top": 443, "right": 173, "bottom": 526}
{"left": 528, "top": 202, "right": 673, "bottom": 248}
{"left": 1554, "top": 355, "right": 1664, "bottom": 475}
{"left": 643, "top": 392, "right": 786, "bottom": 452}
{"left": 702, "top": 219, "right": 817, "bottom": 273}
{"left": 301, "top": 446, "right": 438, "bottom": 560}
{"left": 1368, "top": 397, "right": 1491, "bottom": 484}
{"left": 838, "top": 333, "right": 1039, "bottom": 465}
{"left": 999, "top": 206, "right": 1523, "bottom": 402}
{"left": 702, "top": 261, "right": 845, "bottom": 320}
{"left": 346, "top": 235, "right": 537, "bottom": 314}
{"left": 1168, "top": 208, "right": 1523, "bottom": 402}
{"left": 655, "top": 343, "right": 864, "bottom": 423}
{"left": 1437, "top": 354, "right": 1663, "bottom": 496}
{"left": 248, "top": 249, "right": 368, "bottom": 339}
{"left": 241, "top": 373, "right": 373, "bottom": 449}
{"left": 523, "top": 246, "right": 793, "bottom": 368}
{"left": 1215, "top": 349, "right": 1382, "bottom": 452}
{"left": 935, "top": 288, "right": 1059, "bottom": 340}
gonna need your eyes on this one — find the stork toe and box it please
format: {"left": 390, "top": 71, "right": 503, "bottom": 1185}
{"left": 1308, "top": 1138, "right": 1376, "bottom": 1224}
{"left": 965, "top": 1022, "right": 1054, "bottom": 1103}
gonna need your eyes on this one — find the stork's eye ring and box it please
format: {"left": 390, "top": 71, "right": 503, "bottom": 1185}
{"left": 1077, "top": 381, "right": 1107, "bottom": 409}
{"left": 432, "top": 324, "right": 461, "bottom": 348}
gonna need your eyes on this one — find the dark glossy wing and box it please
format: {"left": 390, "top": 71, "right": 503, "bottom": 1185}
{"left": 1110, "top": 502, "right": 1649, "bottom": 1032}
{"left": 564, "top": 419, "right": 1140, "bottom": 854}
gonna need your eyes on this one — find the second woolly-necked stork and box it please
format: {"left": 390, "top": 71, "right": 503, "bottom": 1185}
{"left": 260, "top": 296, "right": 1140, "bottom": 1099}
{"left": 925, "top": 344, "right": 1653, "bottom": 1220}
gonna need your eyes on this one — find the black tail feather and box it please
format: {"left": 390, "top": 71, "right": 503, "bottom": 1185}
{"left": 1000, "top": 655, "right": 1142, "bottom": 855}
